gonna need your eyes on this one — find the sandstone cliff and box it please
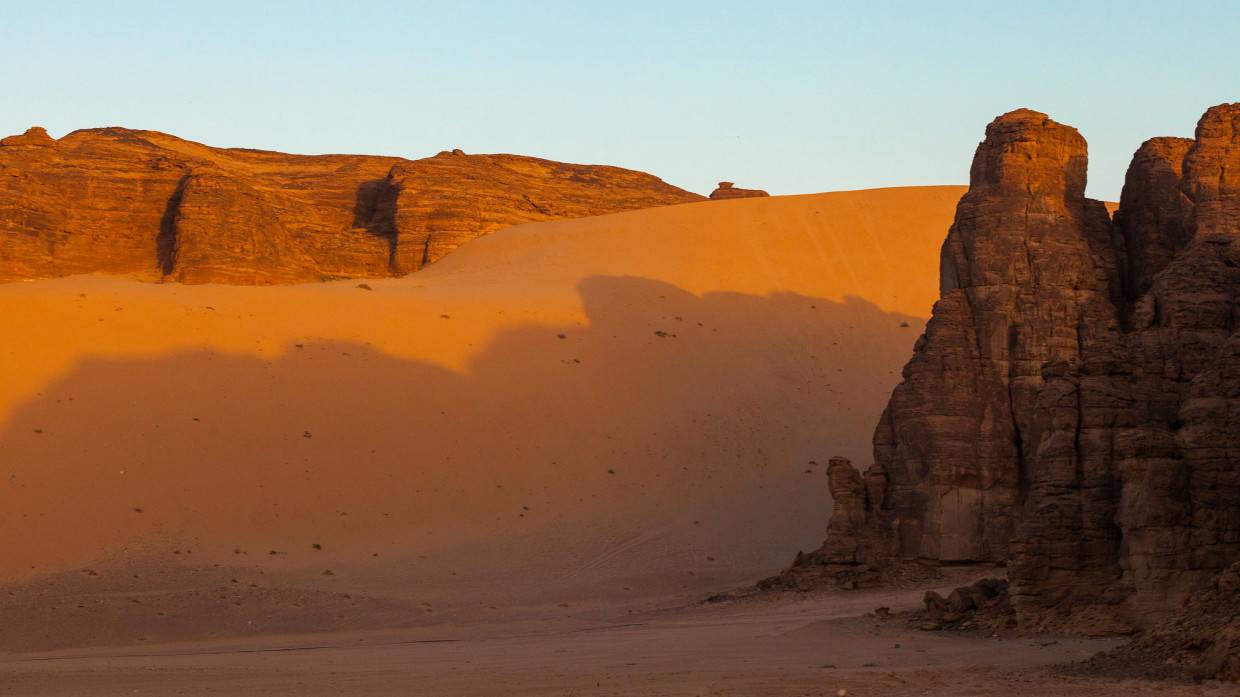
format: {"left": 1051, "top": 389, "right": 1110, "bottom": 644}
{"left": 806, "top": 104, "right": 1240, "bottom": 677}
{"left": 0, "top": 127, "right": 702, "bottom": 284}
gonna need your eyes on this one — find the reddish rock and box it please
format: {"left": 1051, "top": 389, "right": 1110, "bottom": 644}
{"left": 868, "top": 109, "right": 1118, "bottom": 567}
{"left": 820, "top": 457, "right": 890, "bottom": 567}
{"left": 1113, "top": 137, "right": 1194, "bottom": 298}
{"left": 1009, "top": 104, "right": 1240, "bottom": 629}
{"left": 0, "top": 127, "right": 702, "bottom": 284}
{"left": 0, "top": 127, "right": 54, "bottom": 147}
{"left": 166, "top": 168, "right": 321, "bottom": 285}
{"left": 709, "top": 181, "right": 769, "bottom": 200}
{"left": 810, "top": 103, "right": 1240, "bottom": 679}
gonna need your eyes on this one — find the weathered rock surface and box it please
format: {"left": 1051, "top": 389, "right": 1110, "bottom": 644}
{"left": 1068, "top": 561, "right": 1240, "bottom": 681}
{"left": 0, "top": 128, "right": 702, "bottom": 284}
{"left": 0, "top": 127, "right": 54, "bottom": 147}
{"left": 753, "top": 457, "right": 901, "bottom": 591}
{"left": 819, "top": 456, "right": 891, "bottom": 566}
{"left": 808, "top": 103, "right": 1240, "bottom": 679}
{"left": 921, "top": 577, "right": 1012, "bottom": 630}
{"left": 709, "top": 181, "right": 769, "bottom": 200}
{"left": 1113, "top": 137, "right": 1195, "bottom": 299}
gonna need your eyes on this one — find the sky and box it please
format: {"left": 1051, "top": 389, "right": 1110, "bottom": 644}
{"left": 1, "top": 2, "right": 1236, "bottom": 201}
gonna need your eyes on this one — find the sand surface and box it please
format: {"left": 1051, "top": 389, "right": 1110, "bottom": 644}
{"left": 0, "top": 186, "right": 1199, "bottom": 694}
{"left": 2, "top": 583, "right": 1226, "bottom": 696}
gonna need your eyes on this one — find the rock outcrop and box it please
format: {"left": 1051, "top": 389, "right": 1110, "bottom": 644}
{"left": 808, "top": 104, "right": 1240, "bottom": 678}
{"left": 709, "top": 181, "right": 769, "bottom": 200}
{"left": 1069, "top": 561, "right": 1240, "bottom": 681}
{"left": 0, "top": 127, "right": 54, "bottom": 147}
{"left": 921, "top": 577, "right": 1012, "bottom": 631}
{"left": 0, "top": 127, "right": 702, "bottom": 284}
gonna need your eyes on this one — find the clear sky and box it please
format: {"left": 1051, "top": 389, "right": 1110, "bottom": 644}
{"left": 2, "top": 1, "right": 1236, "bottom": 200}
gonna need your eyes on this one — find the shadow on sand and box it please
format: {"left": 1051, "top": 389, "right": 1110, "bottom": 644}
{"left": 0, "top": 275, "right": 925, "bottom": 651}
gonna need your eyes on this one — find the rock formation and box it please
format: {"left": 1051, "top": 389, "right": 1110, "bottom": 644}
{"left": 1070, "top": 560, "right": 1240, "bottom": 681}
{"left": 0, "top": 127, "right": 54, "bottom": 147}
{"left": 807, "top": 104, "right": 1240, "bottom": 678}
{"left": 921, "top": 577, "right": 1012, "bottom": 631}
{"left": 0, "top": 127, "right": 702, "bottom": 284}
{"left": 709, "top": 181, "right": 769, "bottom": 200}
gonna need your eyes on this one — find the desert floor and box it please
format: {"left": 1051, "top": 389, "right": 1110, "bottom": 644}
{"left": 2, "top": 188, "right": 1217, "bottom": 695}
{"left": 2, "top": 580, "right": 1231, "bottom": 696}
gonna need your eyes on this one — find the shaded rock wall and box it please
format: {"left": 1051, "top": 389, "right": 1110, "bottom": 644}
{"left": 812, "top": 104, "right": 1240, "bottom": 642}
{"left": 0, "top": 128, "right": 702, "bottom": 284}
{"left": 873, "top": 110, "right": 1119, "bottom": 567}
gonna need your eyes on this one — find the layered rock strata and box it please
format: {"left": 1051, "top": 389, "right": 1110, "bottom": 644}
{"left": 0, "top": 128, "right": 701, "bottom": 284}
{"left": 808, "top": 104, "right": 1240, "bottom": 663}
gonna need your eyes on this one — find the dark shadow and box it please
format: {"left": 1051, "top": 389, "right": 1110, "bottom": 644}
{"left": 155, "top": 174, "right": 191, "bottom": 276}
{"left": 352, "top": 177, "right": 398, "bottom": 271}
{"left": 0, "top": 275, "right": 927, "bottom": 651}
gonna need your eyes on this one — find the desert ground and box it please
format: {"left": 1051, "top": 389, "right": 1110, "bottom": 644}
{"left": 0, "top": 187, "right": 1224, "bottom": 695}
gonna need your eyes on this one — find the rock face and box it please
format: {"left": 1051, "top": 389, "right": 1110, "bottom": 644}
{"left": 0, "top": 128, "right": 702, "bottom": 284}
{"left": 0, "top": 127, "right": 54, "bottom": 147}
{"left": 872, "top": 109, "right": 1119, "bottom": 570}
{"left": 1077, "top": 560, "right": 1240, "bottom": 681}
{"left": 1112, "top": 137, "right": 1195, "bottom": 298}
{"left": 810, "top": 104, "right": 1240, "bottom": 674}
{"left": 709, "top": 181, "right": 769, "bottom": 200}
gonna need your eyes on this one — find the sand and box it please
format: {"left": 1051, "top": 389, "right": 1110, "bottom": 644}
{"left": 3, "top": 583, "right": 1226, "bottom": 696}
{"left": 0, "top": 186, "right": 1199, "bottom": 694}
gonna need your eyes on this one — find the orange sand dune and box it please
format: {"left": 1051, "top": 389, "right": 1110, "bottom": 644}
{"left": 0, "top": 186, "right": 963, "bottom": 651}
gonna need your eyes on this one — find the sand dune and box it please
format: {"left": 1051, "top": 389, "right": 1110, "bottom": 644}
{"left": 0, "top": 186, "right": 964, "bottom": 651}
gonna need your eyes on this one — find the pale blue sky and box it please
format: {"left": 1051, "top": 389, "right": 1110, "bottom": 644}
{"left": 2, "top": 2, "right": 1235, "bottom": 200}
